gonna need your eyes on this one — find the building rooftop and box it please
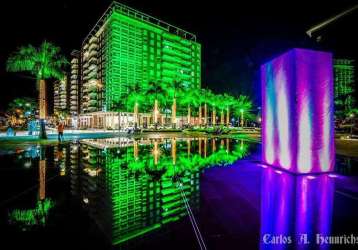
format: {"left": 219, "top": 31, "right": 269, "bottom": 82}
{"left": 82, "top": 1, "right": 197, "bottom": 46}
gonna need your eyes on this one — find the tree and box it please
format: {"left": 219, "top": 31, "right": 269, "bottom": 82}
{"left": 222, "top": 93, "right": 235, "bottom": 126}
{"left": 128, "top": 83, "right": 145, "bottom": 129}
{"left": 169, "top": 81, "right": 184, "bottom": 128}
{"left": 232, "top": 95, "right": 253, "bottom": 126}
{"left": 6, "top": 97, "right": 37, "bottom": 127}
{"left": 112, "top": 100, "right": 127, "bottom": 132}
{"left": 189, "top": 88, "right": 203, "bottom": 126}
{"left": 6, "top": 41, "right": 67, "bottom": 139}
{"left": 201, "top": 89, "right": 211, "bottom": 127}
{"left": 181, "top": 86, "right": 194, "bottom": 127}
{"left": 207, "top": 91, "right": 219, "bottom": 126}
{"left": 145, "top": 81, "right": 166, "bottom": 129}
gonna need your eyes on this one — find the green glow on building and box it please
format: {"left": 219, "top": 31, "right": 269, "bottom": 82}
{"left": 77, "top": 2, "right": 201, "bottom": 113}
{"left": 334, "top": 59, "right": 356, "bottom": 117}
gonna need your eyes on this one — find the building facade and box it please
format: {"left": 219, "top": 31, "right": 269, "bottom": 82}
{"left": 69, "top": 50, "right": 81, "bottom": 115}
{"left": 334, "top": 59, "right": 356, "bottom": 117}
{"left": 53, "top": 76, "right": 68, "bottom": 114}
{"left": 70, "top": 2, "right": 201, "bottom": 129}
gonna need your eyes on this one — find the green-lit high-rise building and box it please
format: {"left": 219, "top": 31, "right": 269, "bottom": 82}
{"left": 334, "top": 59, "right": 356, "bottom": 117}
{"left": 70, "top": 1, "right": 201, "bottom": 128}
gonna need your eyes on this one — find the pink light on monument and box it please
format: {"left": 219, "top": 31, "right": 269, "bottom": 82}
{"left": 261, "top": 48, "right": 335, "bottom": 174}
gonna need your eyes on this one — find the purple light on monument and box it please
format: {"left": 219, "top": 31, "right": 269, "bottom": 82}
{"left": 261, "top": 48, "right": 335, "bottom": 174}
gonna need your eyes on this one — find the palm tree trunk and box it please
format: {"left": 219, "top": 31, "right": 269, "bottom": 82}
{"left": 226, "top": 107, "right": 230, "bottom": 126}
{"left": 204, "top": 138, "right": 207, "bottom": 158}
{"left": 134, "top": 141, "right": 138, "bottom": 160}
{"left": 39, "top": 147, "right": 46, "bottom": 200}
{"left": 39, "top": 159, "right": 46, "bottom": 200}
{"left": 171, "top": 138, "right": 176, "bottom": 165}
{"left": 220, "top": 111, "right": 224, "bottom": 125}
{"left": 172, "top": 98, "right": 176, "bottom": 128}
{"left": 212, "top": 138, "right": 216, "bottom": 152}
{"left": 39, "top": 79, "right": 47, "bottom": 139}
{"left": 198, "top": 105, "right": 202, "bottom": 127}
{"left": 204, "top": 103, "right": 207, "bottom": 127}
{"left": 212, "top": 108, "right": 216, "bottom": 126}
{"left": 153, "top": 140, "right": 159, "bottom": 165}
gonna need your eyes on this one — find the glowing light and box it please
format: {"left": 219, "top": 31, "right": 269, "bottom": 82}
{"left": 306, "top": 175, "right": 316, "bottom": 180}
{"left": 297, "top": 95, "right": 312, "bottom": 172}
{"left": 262, "top": 64, "right": 275, "bottom": 165}
{"left": 276, "top": 67, "right": 290, "bottom": 168}
{"left": 261, "top": 48, "right": 335, "bottom": 173}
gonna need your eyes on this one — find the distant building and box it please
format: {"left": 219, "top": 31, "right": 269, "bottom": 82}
{"left": 53, "top": 76, "right": 68, "bottom": 114}
{"left": 70, "top": 1, "right": 201, "bottom": 129}
{"left": 333, "top": 59, "right": 355, "bottom": 117}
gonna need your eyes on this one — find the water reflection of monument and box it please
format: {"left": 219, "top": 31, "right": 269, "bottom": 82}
{"left": 71, "top": 137, "right": 250, "bottom": 246}
{"left": 260, "top": 168, "right": 335, "bottom": 250}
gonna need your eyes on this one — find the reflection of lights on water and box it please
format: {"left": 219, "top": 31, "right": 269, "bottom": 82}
{"left": 306, "top": 175, "right": 316, "bottom": 180}
{"left": 328, "top": 174, "right": 338, "bottom": 178}
{"left": 83, "top": 167, "right": 101, "bottom": 177}
{"left": 275, "top": 170, "right": 283, "bottom": 174}
{"left": 24, "top": 161, "right": 32, "bottom": 168}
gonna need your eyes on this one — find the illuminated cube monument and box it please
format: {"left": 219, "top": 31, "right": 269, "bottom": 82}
{"left": 261, "top": 48, "right": 335, "bottom": 174}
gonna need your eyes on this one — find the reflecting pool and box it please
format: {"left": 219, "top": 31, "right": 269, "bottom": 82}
{"left": 0, "top": 137, "right": 357, "bottom": 250}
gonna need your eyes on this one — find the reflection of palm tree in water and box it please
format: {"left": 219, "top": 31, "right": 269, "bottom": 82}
{"left": 39, "top": 150, "right": 46, "bottom": 201}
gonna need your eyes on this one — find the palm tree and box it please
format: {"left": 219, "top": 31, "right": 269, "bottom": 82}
{"left": 190, "top": 88, "right": 203, "bottom": 126}
{"left": 146, "top": 81, "right": 166, "bottom": 129}
{"left": 208, "top": 91, "right": 219, "bottom": 126}
{"left": 6, "top": 41, "right": 67, "bottom": 139}
{"left": 181, "top": 87, "right": 196, "bottom": 127}
{"left": 201, "top": 89, "right": 211, "bottom": 127}
{"left": 216, "top": 94, "right": 226, "bottom": 125}
{"left": 223, "top": 93, "right": 235, "bottom": 126}
{"left": 170, "top": 81, "right": 184, "bottom": 128}
{"left": 128, "top": 83, "right": 144, "bottom": 129}
{"left": 112, "top": 100, "right": 127, "bottom": 132}
{"left": 233, "top": 95, "right": 253, "bottom": 127}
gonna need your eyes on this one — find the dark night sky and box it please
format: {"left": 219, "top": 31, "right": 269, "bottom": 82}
{"left": 0, "top": 0, "right": 357, "bottom": 111}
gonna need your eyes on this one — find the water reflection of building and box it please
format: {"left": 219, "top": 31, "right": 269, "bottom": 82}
{"left": 54, "top": 144, "right": 70, "bottom": 176}
{"left": 69, "top": 142, "right": 81, "bottom": 196}
{"left": 260, "top": 168, "right": 335, "bottom": 250}
{"left": 76, "top": 138, "right": 201, "bottom": 246}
